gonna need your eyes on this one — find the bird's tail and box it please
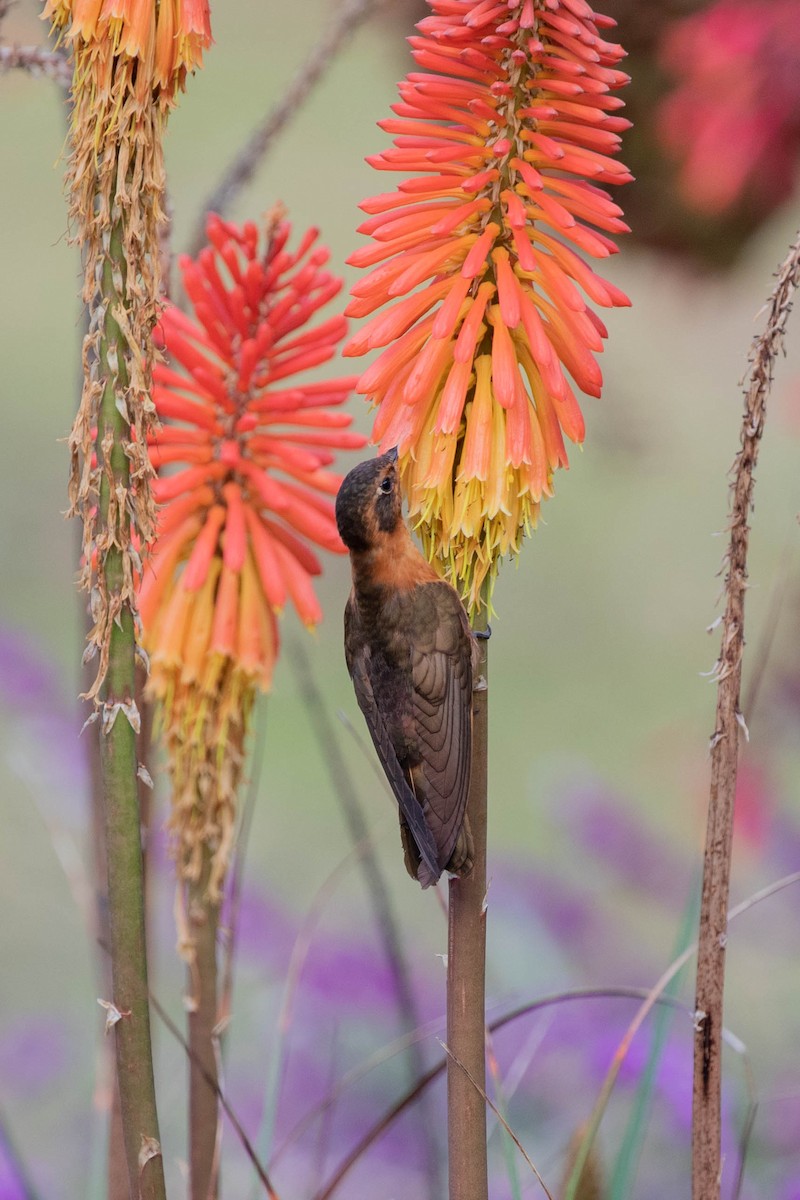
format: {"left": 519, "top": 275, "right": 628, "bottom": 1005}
{"left": 401, "top": 815, "right": 474, "bottom": 889}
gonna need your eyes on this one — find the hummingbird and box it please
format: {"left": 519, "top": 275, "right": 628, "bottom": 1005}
{"left": 335, "top": 448, "right": 475, "bottom": 888}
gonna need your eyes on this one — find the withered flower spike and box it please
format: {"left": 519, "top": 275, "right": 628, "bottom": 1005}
{"left": 44, "top": 0, "right": 212, "bottom": 700}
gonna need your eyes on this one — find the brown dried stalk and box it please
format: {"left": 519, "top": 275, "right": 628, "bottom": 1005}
{"left": 692, "top": 229, "right": 800, "bottom": 1200}
{"left": 186, "top": 0, "right": 383, "bottom": 257}
{"left": 447, "top": 618, "right": 489, "bottom": 1200}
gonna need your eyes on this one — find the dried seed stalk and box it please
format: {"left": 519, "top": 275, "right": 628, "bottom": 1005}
{"left": 692, "top": 230, "right": 800, "bottom": 1200}
{"left": 68, "top": 56, "right": 165, "bottom": 698}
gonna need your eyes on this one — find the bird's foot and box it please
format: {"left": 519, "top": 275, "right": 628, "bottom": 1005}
{"left": 473, "top": 624, "right": 492, "bottom": 641}
{"left": 473, "top": 674, "right": 487, "bottom": 693}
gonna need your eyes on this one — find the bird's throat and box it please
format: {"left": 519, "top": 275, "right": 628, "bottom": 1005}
{"left": 351, "top": 525, "right": 439, "bottom": 594}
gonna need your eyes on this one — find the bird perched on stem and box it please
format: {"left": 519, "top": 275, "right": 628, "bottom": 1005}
{"left": 336, "top": 449, "right": 475, "bottom": 887}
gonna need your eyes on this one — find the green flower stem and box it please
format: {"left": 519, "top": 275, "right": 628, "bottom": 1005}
{"left": 97, "top": 219, "right": 166, "bottom": 1200}
{"left": 188, "top": 844, "right": 221, "bottom": 1200}
{"left": 446, "top": 604, "right": 489, "bottom": 1200}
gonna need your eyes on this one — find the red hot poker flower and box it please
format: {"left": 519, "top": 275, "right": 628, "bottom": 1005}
{"left": 659, "top": 0, "right": 800, "bottom": 216}
{"left": 140, "top": 212, "right": 365, "bottom": 895}
{"left": 344, "top": 0, "right": 632, "bottom": 612}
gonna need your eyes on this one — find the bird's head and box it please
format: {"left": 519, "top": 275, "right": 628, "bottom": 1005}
{"left": 335, "top": 448, "right": 402, "bottom": 554}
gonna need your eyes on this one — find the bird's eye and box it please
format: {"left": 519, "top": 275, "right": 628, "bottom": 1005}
{"left": 379, "top": 477, "right": 393, "bottom": 494}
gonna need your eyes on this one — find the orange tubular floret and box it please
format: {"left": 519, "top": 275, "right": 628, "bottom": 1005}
{"left": 271, "top": 539, "right": 323, "bottom": 627}
{"left": 139, "top": 513, "right": 204, "bottom": 628}
{"left": 180, "top": 558, "right": 222, "bottom": 684}
{"left": 237, "top": 551, "right": 270, "bottom": 681}
{"left": 181, "top": 504, "right": 226, "bottom": 591}
{"left": 209, "top": 564, "right": 240, "bottom": 659}
{"left": 244, "top": 507, "right": 288, "bottom": 612}
{"left": 221, "top": 481, "right": 247, "bottom": 572}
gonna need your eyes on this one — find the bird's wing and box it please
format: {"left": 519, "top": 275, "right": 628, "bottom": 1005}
{"left": 344, "top": 596, "right": 441, "bottom": 882}
{"left": 408, "top": 581, "right": 473, "bottom": 871}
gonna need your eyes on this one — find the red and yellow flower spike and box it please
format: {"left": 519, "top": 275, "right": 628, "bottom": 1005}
{"left": 344, "top": 0, "right": 632, "bottom": 612}
{"left": 140, "top": 212, "right": 365, "bottom": 896}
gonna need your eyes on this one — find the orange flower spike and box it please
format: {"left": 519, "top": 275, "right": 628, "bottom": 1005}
{"left": 345, "top": 0, "right": 631, "bottom": 610}
{"left": 139, "top": 212, "right": 365, "bottom": 898}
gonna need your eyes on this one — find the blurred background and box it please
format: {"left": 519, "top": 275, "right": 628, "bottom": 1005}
{"left": 1, "top": 1, "right": 800, "bottom": 1197}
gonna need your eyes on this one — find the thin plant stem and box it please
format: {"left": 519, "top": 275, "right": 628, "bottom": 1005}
{"left": 148, "top": 993, "right": 281, "bottom": 1200}
{"left": 692, "top": 230, "right": 800, "bottom": 1200}
{"left": 447, "top": 605, "right": 489, "bottom": 1200}
{"left": 187, "top": 0, "right": 383, "bottom": 257}
{"left": 289, "top": 638, "right": 442, "bottom": 1196}
{"left": 439, "top": 1040, "right": 554, "bottom": 1200}
{"left": 97, "top": 220, "right": 166, "bottom": 1200}
{"left": 187, "top": 844, "right": 222, "bottom": 1200}
{"left": 252, "top": 827, "right": 384, "bottom": 1192}
{"left": 485, "top": 1030, "right": 522, "bottom": 1200}
{"left": 608, "top": 879, "right": 701, "bottom": 1199}
{"left": 317, "top": 870, "right": 800, "bottom": 1200}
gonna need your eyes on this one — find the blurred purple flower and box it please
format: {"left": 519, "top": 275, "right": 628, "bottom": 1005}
{"left": 0, "top": 1017, "right": 67, "bottom": 1096}
{"left": 765, "top": 812, "right": 800, "bottom": 881}
{"left": 221, "top": 877, "right": 297, "bottom": 972}
{"left": 760, "top": 1081, "right": 800, "bottom": 1159}
{"left": 0, "top": 624, "right": 87, "bottom": 826}
{"left": 0, "top": 628, "right": 60, "bottom": 712}
{"left": 302, "top": 935, "right": 413, "bottom": 1014}
{"left": 554, "top": 778, "right": 692, "bottom": 904}
{"left": 0, "top": 1139, "right": 29, "bottom": 1200}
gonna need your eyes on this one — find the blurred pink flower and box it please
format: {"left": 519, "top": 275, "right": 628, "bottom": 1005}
{"left": 659, "top": 0, "right": 800, "bottom": 214}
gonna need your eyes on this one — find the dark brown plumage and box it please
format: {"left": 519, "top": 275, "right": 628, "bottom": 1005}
{"left": 335, "top": 449, "right": 475, "bottom": 887}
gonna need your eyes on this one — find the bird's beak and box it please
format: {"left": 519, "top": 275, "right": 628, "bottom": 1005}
{"left": 385, "top": 445, "right": 399, "bottom": 463}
